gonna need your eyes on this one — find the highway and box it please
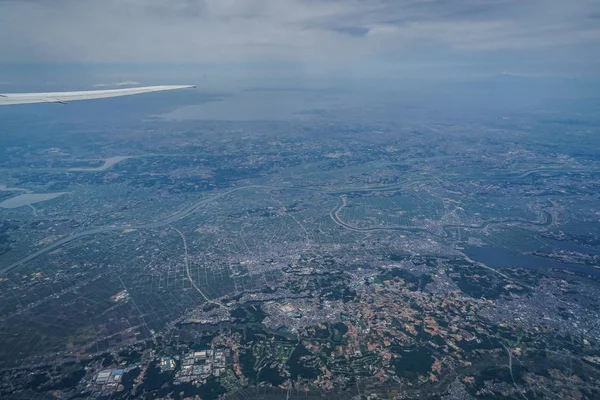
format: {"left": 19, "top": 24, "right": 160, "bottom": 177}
{"left": 1, "top": 185, "right": 273, "bottom": 273}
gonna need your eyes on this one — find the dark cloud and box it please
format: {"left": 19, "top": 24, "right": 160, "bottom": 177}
{"left": 588, "top": 11, "right": 600, "bottom": 20}
{"left": 331, "top": 26, "right": 370, "bottom": 37}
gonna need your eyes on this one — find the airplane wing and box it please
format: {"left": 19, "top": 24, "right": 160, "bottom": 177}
{"left": 0, "top": 85, "right": 196, "bottom": 106}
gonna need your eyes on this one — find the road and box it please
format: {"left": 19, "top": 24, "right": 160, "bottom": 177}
{"left": 1, "top": 185, "right": 274, "bottom": 273}
{"left": 173, "top": 227, "right": 224, "bottom": 308}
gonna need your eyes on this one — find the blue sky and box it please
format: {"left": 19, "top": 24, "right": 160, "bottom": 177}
{"left": 0, "top": 0, "right": 599, "bottom": 88}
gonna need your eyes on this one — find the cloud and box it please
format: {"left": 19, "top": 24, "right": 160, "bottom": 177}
{"left": 500, "top": 71, "right": 550, "bottom": 78}
{"left": 92, "top": 81, "right": 141, "bottom": 88}
{"left": 0, "top": 0, "right": 598, "bottom": 78}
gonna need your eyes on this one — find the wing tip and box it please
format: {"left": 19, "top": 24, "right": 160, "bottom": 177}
{"left": 0, "top": 84, "right": 198, "bottom": 105}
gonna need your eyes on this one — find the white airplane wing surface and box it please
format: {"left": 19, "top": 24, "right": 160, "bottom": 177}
{"left": 0, "top": 85, "right": 196, "bottom": 106}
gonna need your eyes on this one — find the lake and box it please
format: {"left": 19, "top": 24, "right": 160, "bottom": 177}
{"left": 465, "top": 246, "right": 600, "bottom": 277}
{"left": 0, "top": 192, "right": 68, "bottom": 209}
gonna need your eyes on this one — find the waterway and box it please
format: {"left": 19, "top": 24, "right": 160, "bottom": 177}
{"left": 0, "top": 166, "right": 593, "bottom": 274}
{"left": 68, "top": 156, "right": 133, "bottom": 172}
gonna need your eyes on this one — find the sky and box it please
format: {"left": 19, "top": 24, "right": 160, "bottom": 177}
{"left": 0, "top": 0, "right": 599, "bottom": 88}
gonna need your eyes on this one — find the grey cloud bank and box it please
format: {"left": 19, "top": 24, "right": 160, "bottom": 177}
{"left": 0, "top": 0, "right": 599, "bottom": 80}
